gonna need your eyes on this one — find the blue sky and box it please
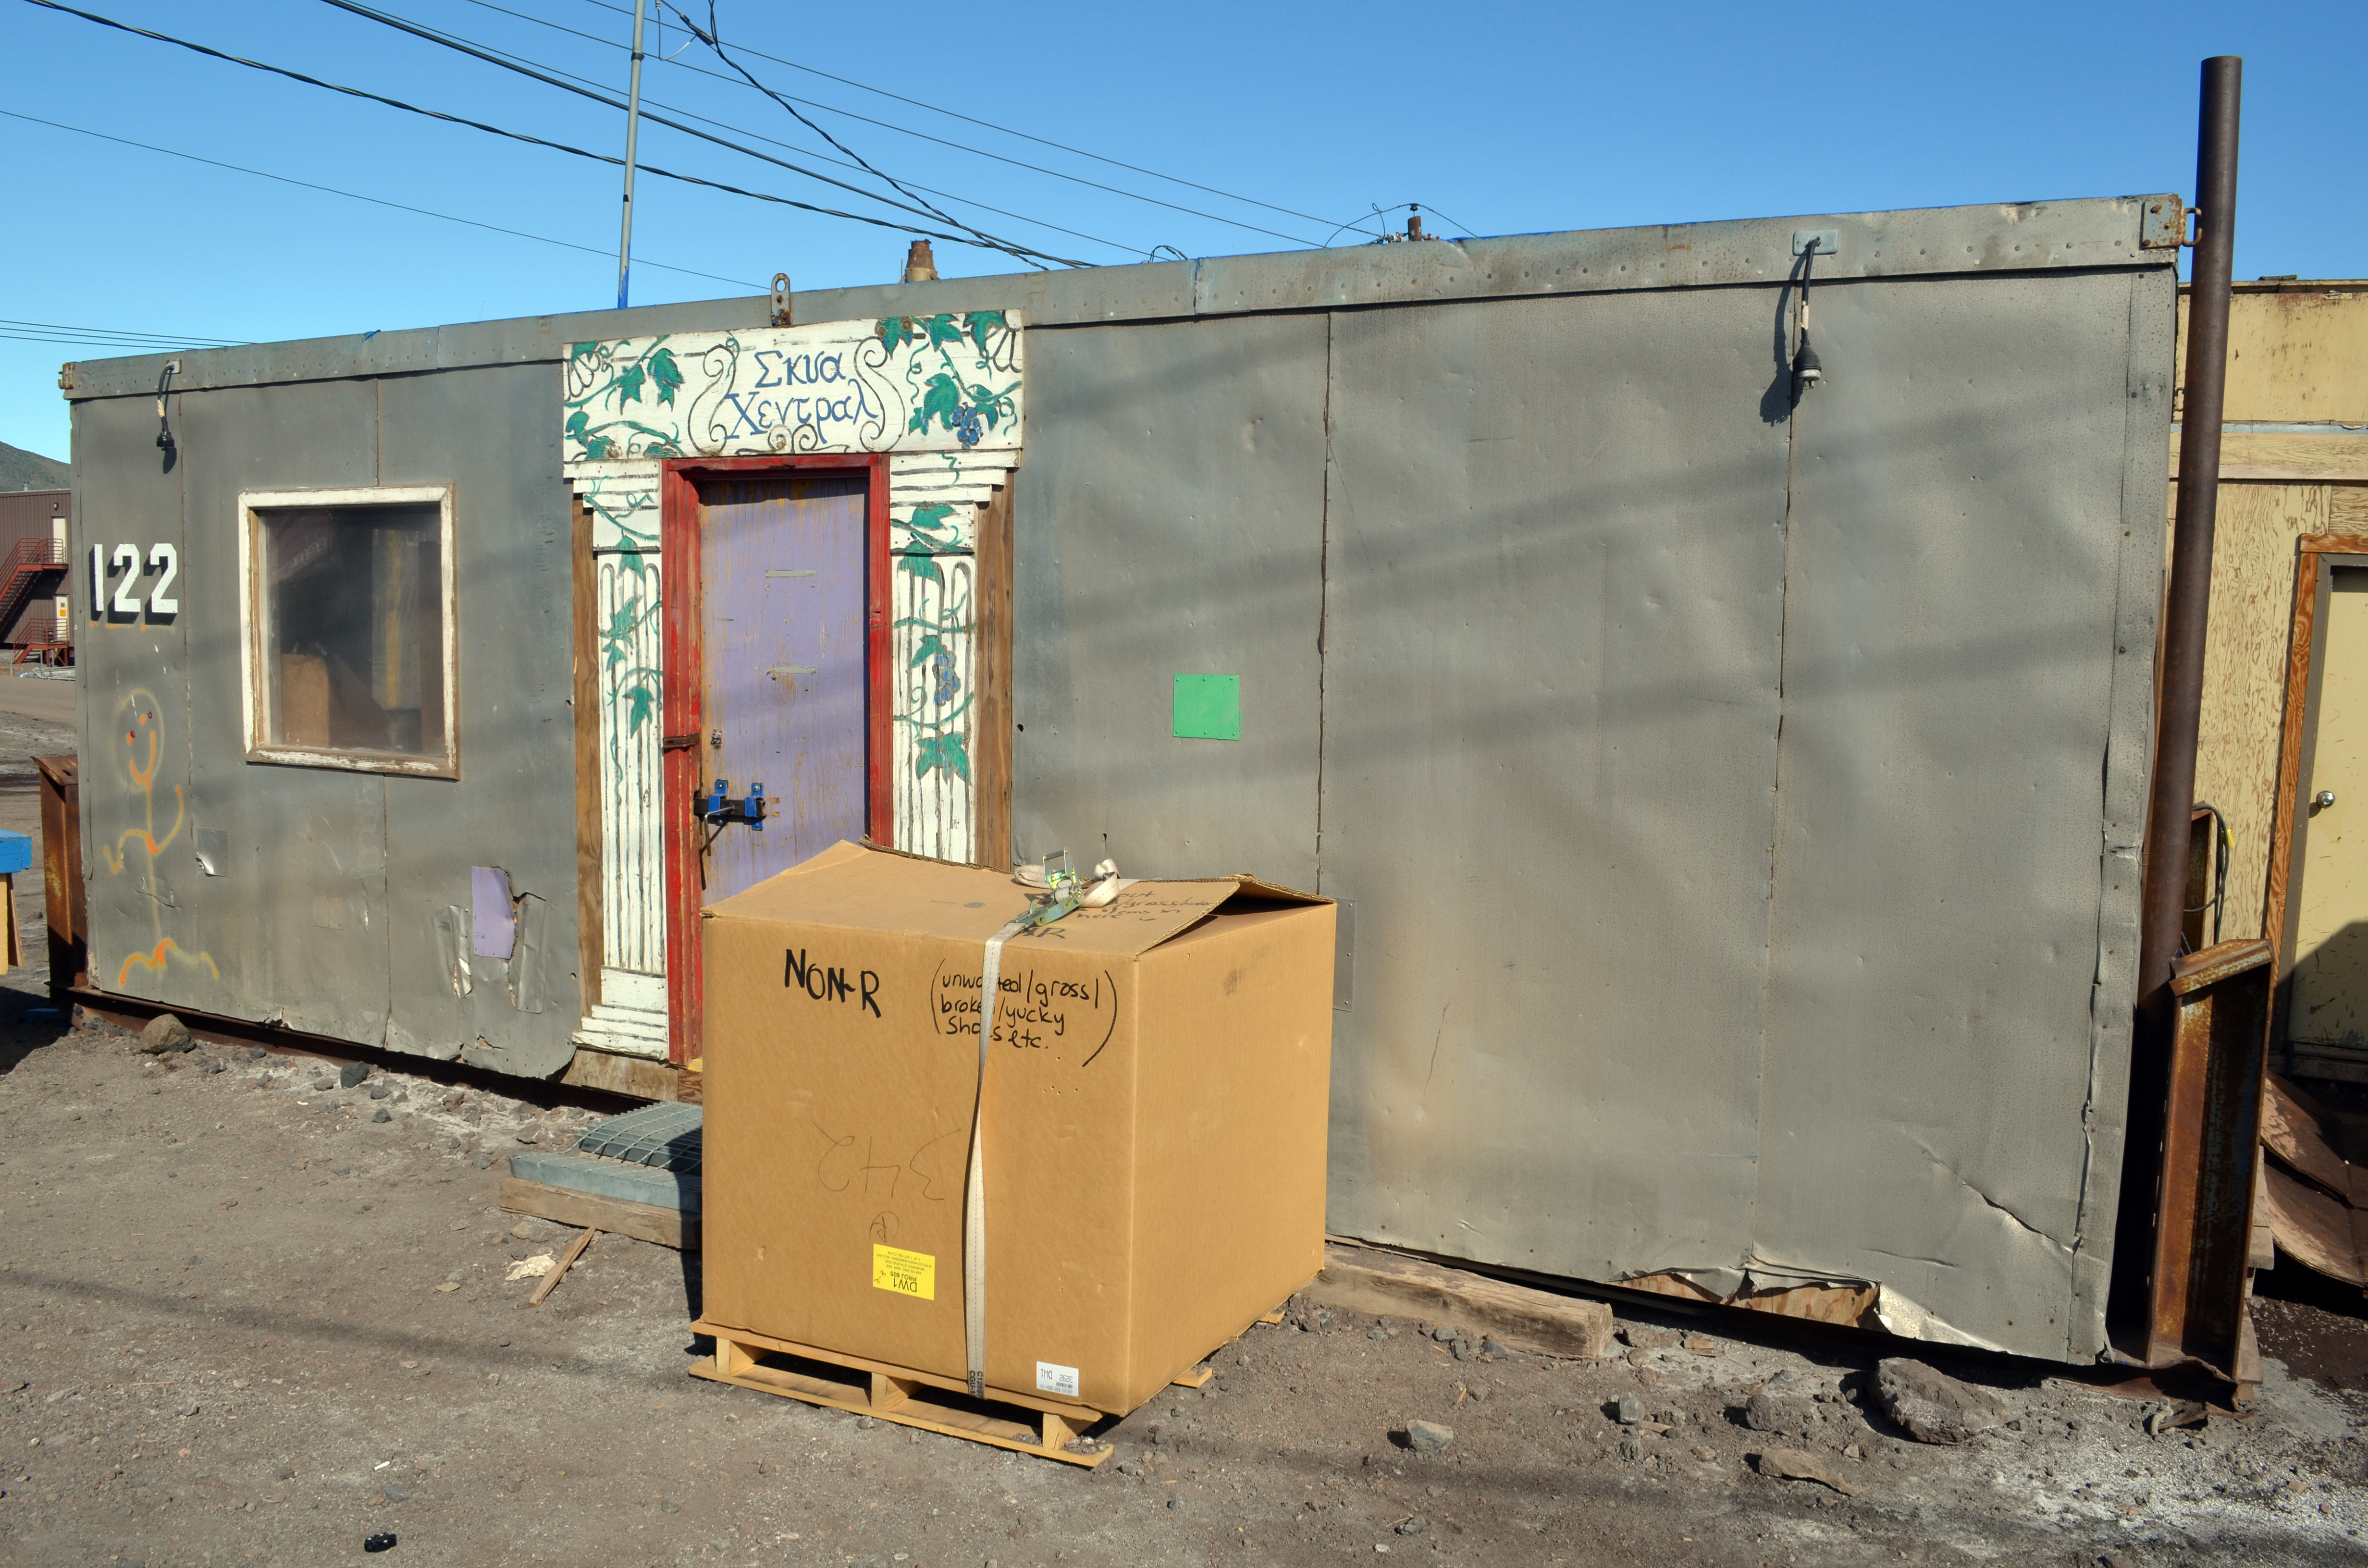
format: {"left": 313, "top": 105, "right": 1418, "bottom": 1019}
{"left": 4, "top": 0, "right": 2360, "bottom": 462}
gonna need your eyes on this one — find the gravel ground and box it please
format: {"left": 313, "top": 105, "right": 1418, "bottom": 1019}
{"left": 1, "top": 1011, "right": 2365, "bottom": 1568}
{"left": 2, "top": 707, "right": 2364, "bottom": 1567}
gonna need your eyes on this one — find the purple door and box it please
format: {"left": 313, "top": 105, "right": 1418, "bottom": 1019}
{"left": 698, "top": 474, "right": 868, "bottom": 903}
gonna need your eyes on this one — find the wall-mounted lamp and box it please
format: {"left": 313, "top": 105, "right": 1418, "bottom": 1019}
{"left": 1787, "top": 231, "right": 1837, "bottom": 398}
{"left": 1791, "top": 332, "right": 1824, "bottom": 390}
{"left": 154, "top": 359, "right": 181, "bottom": 454}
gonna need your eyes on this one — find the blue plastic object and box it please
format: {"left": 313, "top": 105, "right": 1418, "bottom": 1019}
{"left": 0, "top": 831, "right": 31, "bottom": 876}
{"left": 696, "top": 780, "right": 767, "bottom": 832}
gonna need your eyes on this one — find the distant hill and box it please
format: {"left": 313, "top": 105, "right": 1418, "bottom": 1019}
{"left": 0, "top": 440, "right": 68, "bottom": 492}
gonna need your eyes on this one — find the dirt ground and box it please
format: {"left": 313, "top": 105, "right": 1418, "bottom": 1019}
{"left": 3, "top": 702, "right": 2367, "bottom": 1568}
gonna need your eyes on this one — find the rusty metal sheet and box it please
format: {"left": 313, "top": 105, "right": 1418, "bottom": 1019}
{"left": 1316, "top": 286, "right": 1790, "bottom": 1286}
{"left": 2259, "top": 1074, "right": 2368, "bottom": 1287}
{"left": 2137, "top": 939, "right": 2275, "bottom": 1368}
{"left": 2260, "top": 1163, "right": 2368, "bottom": 1286}
{"left": 1011, "top": 313, "right": 1329, "bottom": 888}
{"left": 2261, "top": 1073, "right": 2364, "bottom": 1198}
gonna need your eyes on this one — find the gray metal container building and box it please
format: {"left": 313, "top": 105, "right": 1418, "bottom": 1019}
{"left": 59, "top": 195, "right": 2182, "bottom": 1364}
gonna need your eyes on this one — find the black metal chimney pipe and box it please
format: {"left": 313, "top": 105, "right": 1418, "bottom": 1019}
{"left": 2136, "top": 59, "right": 2242, "bottom": 1044}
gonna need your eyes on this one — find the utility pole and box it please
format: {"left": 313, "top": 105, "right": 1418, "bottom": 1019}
{"left": 614, "top": 0, "right": 649, "bottom": 310}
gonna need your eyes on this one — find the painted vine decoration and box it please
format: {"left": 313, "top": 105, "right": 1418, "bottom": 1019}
{"left": 584, "top": 483, "right": 658, "bottom": 550}
{"left": 599, "top": 559, "right": 664, "bottom": 743}
{"left": 895, "top": 504, "right": 973, "bottom": 784}
{"left": 878, "top": 312, "right": 1019, "bottom": 449}
{"left": 564, "top": 337, "right": 687, "bottom": 460}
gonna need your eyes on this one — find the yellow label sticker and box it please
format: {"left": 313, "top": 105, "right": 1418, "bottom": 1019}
{"left": 872, "top": 1244, "right": 936, "bottom": 1300}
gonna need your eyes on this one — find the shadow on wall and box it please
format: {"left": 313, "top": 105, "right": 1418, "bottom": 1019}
{"left": 2288, "top": 918, "right": 2368, "bottom": 1052}
{"left": 1760, "top": 249, "right": 1817, "bottom": 426}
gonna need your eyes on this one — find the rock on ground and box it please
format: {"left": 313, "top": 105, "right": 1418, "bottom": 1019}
{"left": 1875, "top": 1357, "right": 2008, "bottom": 1445}
{"left": 1744, "top": 1390, "right": 1818, "bottom": 1437}
{"left": 137, "top": 1014, "right": 194, "bottom": 1054}
{"left": 1753, "top": 1447, "right": 1858, "bottom": 1494}
{"left": 1405, "top": 1420, "right": 1453, "bottom": 1454}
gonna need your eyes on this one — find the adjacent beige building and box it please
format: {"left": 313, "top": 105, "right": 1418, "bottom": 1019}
{"left": 2183, "top": 280, "right": 2368, "bottom": 1080}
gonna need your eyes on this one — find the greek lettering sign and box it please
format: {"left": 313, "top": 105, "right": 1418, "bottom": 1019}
{"left": 562, "top": 311, "right": 1024, "bottom": 463}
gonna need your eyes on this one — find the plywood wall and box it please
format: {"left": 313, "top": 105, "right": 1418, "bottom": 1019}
{"left": 2193, "top": 482, "right": 2332, "bottom": 939}
{"left": 2177, "top": 282, "right": 2368, "bottom": 955}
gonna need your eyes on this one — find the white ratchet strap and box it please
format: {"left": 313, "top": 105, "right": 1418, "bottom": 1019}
{"left": 964, "top": 916, "right": 1027, "bottom": 1398}
{"left": 961, "top": 860, "right": 1122, "bottom": 1402}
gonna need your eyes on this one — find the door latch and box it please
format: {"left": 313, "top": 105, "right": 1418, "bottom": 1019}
{"left": 697, "top": 778, "right": 767, "bottom": 831}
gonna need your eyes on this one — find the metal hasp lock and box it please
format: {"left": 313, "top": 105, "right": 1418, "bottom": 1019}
{"left": 697, "top": 777, "right": 767, "bottom": 831}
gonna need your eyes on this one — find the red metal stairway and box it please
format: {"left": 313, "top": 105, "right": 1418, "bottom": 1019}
{"left": 0, "top": 537, "right": 68, "bottom": 653}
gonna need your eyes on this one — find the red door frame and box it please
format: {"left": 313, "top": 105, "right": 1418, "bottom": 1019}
{"left": 659, "top": 453, "right": 892, "bottom": 1064}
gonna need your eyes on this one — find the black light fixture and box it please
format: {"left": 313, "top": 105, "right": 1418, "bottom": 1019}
{"left": 154, "top": 359, "right": 180, "bottom": 454}
{"left": 1788, "top": 232, "right": 1831, "bottom": 397}
{"left": 1791, "top": 332, "right": 1824, "bottom": 390}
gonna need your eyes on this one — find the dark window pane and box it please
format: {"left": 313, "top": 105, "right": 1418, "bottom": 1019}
{"left": 259, "top": 504, "right": 444, "bottom": 758}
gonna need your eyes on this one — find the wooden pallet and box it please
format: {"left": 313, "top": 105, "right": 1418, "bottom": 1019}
{"left": 689, "top": 1321, "right": 1228, "bottom": 1468}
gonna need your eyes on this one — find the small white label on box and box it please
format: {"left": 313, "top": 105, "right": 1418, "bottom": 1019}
{"left": 1036, "top": 1361, "right": 1080, "bottom": 1398}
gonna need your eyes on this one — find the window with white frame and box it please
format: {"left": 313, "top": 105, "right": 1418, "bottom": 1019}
{"left": 239, "top": 487, "right": 456, "bottom": 775}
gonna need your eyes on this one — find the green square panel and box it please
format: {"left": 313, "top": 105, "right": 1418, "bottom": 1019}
{"left": 1172, "top": 673, "right": 1242, "bottom": 740}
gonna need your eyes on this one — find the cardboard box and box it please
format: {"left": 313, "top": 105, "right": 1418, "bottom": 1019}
{"left": 701, "top": 841, "right": 1335, "bottom": 1418}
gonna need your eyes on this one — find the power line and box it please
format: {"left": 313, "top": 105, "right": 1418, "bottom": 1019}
{"left": 0, "top": 318, "right": 247, "bottom": 350}
{"left": 2, "top": 332, "right": 214, "bottom": 349}
{"left": 319, "top": 3, "right": 1147, "bottom": 261}
{"left": 19, "top": 0, "right": 1065, "bottom": 262}
{"left": 0, "top": 316, "right": 243, "bottom": 344}
{"left": 461, "top": 0, "right": 1335, "bottom": 248}
{"left": 666, "top": 0, "right": 1005, "bottom": 262}
{"left": 0, "top": 108, "right": 765, "bottom": 292}
{"left": 547, "top": 0, "right": 1371, "bottom": 240}
{"left": 308, "top": 0, "right": 1080, "bottom": 268}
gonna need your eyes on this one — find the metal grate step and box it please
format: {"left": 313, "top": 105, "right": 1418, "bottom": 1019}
{"left": 574, "top": 1099, "right": 703, "bottom": 1174}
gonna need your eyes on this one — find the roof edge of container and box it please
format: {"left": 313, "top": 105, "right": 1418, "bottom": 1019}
{"left": 62, "top": 195, "right": 2177, "bottom": 402}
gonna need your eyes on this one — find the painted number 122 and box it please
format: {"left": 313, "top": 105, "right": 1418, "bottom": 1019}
{"left": 92, "top": 543, "right": 179, "bottom": 619}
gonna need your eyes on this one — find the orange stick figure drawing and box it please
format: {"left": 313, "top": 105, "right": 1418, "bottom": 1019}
{"left": 102, "top": 691, "right": 218, "bottom": 988}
